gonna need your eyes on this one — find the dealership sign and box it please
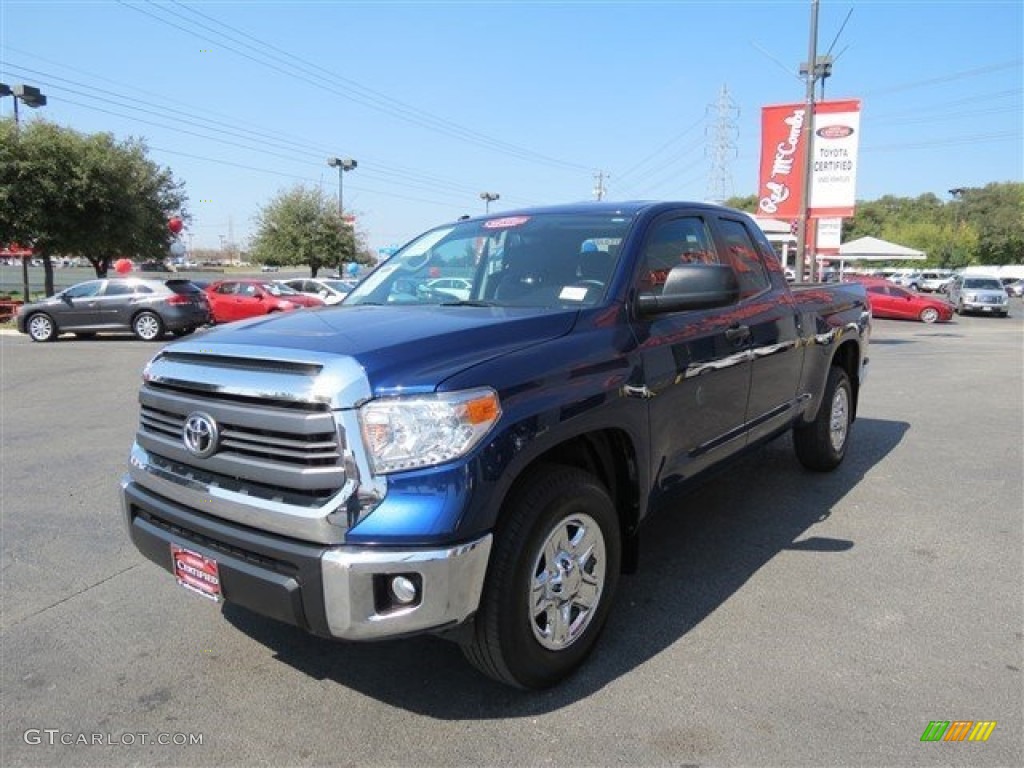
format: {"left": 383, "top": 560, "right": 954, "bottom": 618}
{"left": 758, "top": 99, "right": 862, "bottom": 219}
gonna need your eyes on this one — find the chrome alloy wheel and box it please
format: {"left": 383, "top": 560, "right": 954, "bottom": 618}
{"left": 529, "top": 513, "right": 607, "bottom": 651}
{"left": 134, "top": 312, "right": 162, "bottom": 341}
{"left": 829, "top": 384, "right": 850, "bottom": 453}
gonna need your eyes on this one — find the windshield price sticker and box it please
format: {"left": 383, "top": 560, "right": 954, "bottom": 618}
{"left": 171, "top": 544, "right": 223, "bottom": 602}
{"left": 483, "top": 216, "right": 530, "bottom": 229}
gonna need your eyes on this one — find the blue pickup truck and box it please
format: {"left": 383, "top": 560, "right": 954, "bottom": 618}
{"left": 122, "top": 201, "right": 870, "bottom": 688}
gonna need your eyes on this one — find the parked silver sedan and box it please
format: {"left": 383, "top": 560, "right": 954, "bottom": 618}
{"left": 16, "top": 277, "right": 211, "bottom": 342}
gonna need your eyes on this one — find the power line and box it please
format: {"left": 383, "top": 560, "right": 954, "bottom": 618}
{"left": 1, "top": 60, "right": 539, "bottom": 206}
{"left": 118, "top": 0, "right": 592, "bottom": 172}
{"left": 862, "top": 131, "right": 1021, "bottom": 153}
{"left": 863, "top": 59, "right": 1023, "bottom": 97}
{"left": 613, "top": 115, "right": 705, "bottom": 186}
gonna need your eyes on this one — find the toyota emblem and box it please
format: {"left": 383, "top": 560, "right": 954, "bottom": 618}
{"left": 183, "top": 412, "right": 219, "bottom": 459}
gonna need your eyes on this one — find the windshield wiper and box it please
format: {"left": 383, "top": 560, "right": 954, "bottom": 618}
{"left": 439, "top": 300, "right": 497, "bottom": 307}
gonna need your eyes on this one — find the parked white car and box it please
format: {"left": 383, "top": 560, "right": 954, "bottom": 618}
{"left": 279, "top": 278, "right": 351, "bottom": 305}
{"left": 425, "top": 277, "right": 472, "bottom": 301}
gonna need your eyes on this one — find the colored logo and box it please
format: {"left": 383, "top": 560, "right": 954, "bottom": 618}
{"left": 920, "top": 721, "right": 996, "bottom": 742}
{"left": 816, "top": 125, "right": 854, "bottom": 139}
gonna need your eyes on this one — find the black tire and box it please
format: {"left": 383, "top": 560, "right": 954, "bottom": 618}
{"left": 26, "top": 313, "right": 57, "bottom": 342}
{"left": 919, "top": 307, "right": 940, "bottom": 324}
{"left": 794, "top": 366, "right": 852, "bottom": 472}
{"left": 461, "top": 464, "right": 621, "bottom": 689}
{"left": 132, "top": 311, "right": 164, "bottom": 341}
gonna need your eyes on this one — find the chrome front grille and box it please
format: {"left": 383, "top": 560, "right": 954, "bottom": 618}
{"left": 128, "top": 341, "right": 383, "bottom": 544}
{"left": 140, "top": 403, "right": 341, "bottom": 468}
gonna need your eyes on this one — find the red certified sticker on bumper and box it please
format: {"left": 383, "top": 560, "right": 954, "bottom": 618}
{"left": 171, "top": 544, "right": 223, "bottom": 602}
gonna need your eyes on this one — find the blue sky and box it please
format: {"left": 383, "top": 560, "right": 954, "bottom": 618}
{"left": 2, "top": 1, "right": 1022, "bottom": 253}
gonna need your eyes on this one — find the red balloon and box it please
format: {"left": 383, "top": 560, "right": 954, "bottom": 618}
{"left": 168, "top": 217, "right": 184, "bottom": 234}
{"left": 114, "top": 258, "right": 133, "bottom": 275}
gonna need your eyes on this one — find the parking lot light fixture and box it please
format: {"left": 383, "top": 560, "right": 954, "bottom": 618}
{"left": 1, "top": 83, "right": 47, "bottom": 128}
{"left": 327, "top": 156, "right": 358, "bottom": 217}
{"left": 327, "top": 157, "right": 357, "bottom": 275}
{"left": 480, "top": 192, "right": 500, "bottom": 213}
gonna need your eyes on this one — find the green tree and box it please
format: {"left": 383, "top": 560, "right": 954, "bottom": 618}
{"left": 0, "top": 118, "right": 187, "bottom": 295}
{"left": 958, "top": 182, "right": 1024, "bottom": 265}
{"left": 724, "top": 194, "right": 758, "bottom": 213}
{"left": 250, "top": 185, "right": 374, "bottom": 277}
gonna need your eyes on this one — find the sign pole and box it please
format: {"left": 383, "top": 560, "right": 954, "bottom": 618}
{"left": 796, "top": 0, "right": 820, "bottom": 283}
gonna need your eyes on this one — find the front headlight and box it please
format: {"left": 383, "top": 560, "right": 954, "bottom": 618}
{"left": 359, "top": 388, "right": 501, "bottom": 474}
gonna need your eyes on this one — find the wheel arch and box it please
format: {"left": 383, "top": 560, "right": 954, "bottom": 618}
{"left": 830, "top": 338, "right": 861, "bottom": 422}
{"left": 495, "top": 428, "right": 643, "bottom": 575}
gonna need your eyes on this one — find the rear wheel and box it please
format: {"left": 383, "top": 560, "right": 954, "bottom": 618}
{"left": 461, "top": 464, "right": 620, "bottom": 689}
{"left": 919, "top": 307, "right": 940, "bottom": 324}
{"left": 26, "top": 313, "right": 56, "bottom": 342}
{"left": 132, "top": 311, "right": 164, "bottom": 341}
{"left": 794, "top": 366, "right": 852, "bottom": 472}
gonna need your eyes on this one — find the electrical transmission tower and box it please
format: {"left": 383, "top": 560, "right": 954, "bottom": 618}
{"left": 593, "top": 171, "right": 608, "bottom": 201}
{"left": 705, "top": 84, "right": 739, "bottom": 203}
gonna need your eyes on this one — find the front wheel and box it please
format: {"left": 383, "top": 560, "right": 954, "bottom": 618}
{"left": 132, "top": 311, "right": 164, "bottom": 341}
{"left": 26, "top": 313, "right": 57, "bottom": 342}
{"left": 461, "top": 464, "right": 621, "bottom": 689}
{"left": 919, "top": 307, "right": 940, "bottom": 324}
{"left": 794, "top": 366, "right": 853, "bottom": 472}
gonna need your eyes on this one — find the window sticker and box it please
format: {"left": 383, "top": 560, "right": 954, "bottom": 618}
{"left": 483, "top": 216, "right": 530, "bottom": 229}
{"left": 559, "top": 286, "right": 589, "bottom": 302}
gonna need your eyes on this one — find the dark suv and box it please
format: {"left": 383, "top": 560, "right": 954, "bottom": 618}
{"left": 17, "top": 278, "right": 210, "bottom": 342}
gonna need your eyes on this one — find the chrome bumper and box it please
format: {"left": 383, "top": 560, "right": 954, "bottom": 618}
{"left": 321, "top": 536, "right": 492, "bottom": 640}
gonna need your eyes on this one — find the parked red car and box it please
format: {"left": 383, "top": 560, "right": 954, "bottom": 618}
{"left": 204, "top": 279, "right": 325, "bottom": 323}
{"left": 847, "top": 277, "right": 954, "bottom": 323}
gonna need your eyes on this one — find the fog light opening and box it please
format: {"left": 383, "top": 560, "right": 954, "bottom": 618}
{"left": 390, "top": 575, "right": 418, "bottom": 605}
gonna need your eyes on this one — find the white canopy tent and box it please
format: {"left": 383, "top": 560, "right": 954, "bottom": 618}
{"left": 838, "top": 236, "right": 926, "bottom": 262}
{"left": 830, "top": 236, "right": 926, "bottom": 275}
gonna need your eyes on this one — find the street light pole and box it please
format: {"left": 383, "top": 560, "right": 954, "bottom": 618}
{"left": 480, "top": 192, "right": 500, "bottom": 213}
{"left": 327, "top": 157, "right": 357, "bottom": 275}
{"left": 1, "top": 83, "right": 48, "bottom": 302}
{"left": 795, "top": 0, "right": 820, "bottom": 283}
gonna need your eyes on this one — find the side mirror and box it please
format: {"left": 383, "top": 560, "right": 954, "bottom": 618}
{"left": 637, "top": 264, "right": 740, "bottom": 315}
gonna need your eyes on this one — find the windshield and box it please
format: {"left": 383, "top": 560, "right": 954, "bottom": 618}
{"left": 963, "top": 278, "right": 1003, "bottom": 290}
{"left": 344, "top": 212, "right": 635, "bottom": 308}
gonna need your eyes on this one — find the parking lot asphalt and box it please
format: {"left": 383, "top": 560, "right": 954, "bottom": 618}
{"left": 1, "top": 305, "right": 1021, "bottom": 767}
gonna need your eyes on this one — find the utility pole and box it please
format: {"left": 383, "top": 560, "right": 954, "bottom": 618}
{"left": 593, "top": 171, "right": 608, "bottom": 201}
{"left": 795, "top": 0, "right": 820, "bottom": 283}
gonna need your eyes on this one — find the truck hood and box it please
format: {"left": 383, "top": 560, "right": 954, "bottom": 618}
{"left": 187, "top": 304, "right": 578, "bottom": 393}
